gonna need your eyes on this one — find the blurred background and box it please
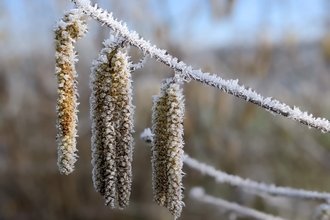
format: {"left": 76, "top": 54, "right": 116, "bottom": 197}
{"left": 1, "top": 0, "right": 330, "bottom": 219}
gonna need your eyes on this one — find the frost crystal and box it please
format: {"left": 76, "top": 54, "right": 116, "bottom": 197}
{"left": 140, "top": 128, "right": 154, "bottom": 144}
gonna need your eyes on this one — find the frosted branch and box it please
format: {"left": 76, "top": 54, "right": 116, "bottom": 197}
{"left": 139, "top": 130, "right": 330, "bottom": 203}
{"left": 130, "top": 55, "right": 149, "bottom": 71}
{"left": 72, "top": 0, "right": 330, "bottom": 133}
{"left": 184, "top": 155, "right": 330, "bottom": 203}
{"left": 190, "top": 187, "right": 286, "bottom": 220}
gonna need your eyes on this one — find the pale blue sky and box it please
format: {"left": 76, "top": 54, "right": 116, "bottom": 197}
{"left": 162, "top": 0, "right": 327, "bottom": 48}
{"left": 1, "top": 0, "right": 328, "bottom": 53}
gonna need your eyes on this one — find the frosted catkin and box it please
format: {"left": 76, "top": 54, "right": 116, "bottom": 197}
{"left": 111, "top": 50, "right": 135, "bottom": 209}
{"left": 90, "top": 49, "right": 118, "bottom": 206}
{"left": 151, "top": 82, "right": 170, "bottom": 207}
{"left": 151, "top": 79, "right": 185, "bottom": 219}
{"left": 54, "top": 9, "right": 87, "bottom": 175}
{"left": 90, "top": 37, "right": 134, "bottom": 209}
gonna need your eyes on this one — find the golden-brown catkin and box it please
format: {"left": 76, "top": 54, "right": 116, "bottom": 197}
{"left": 54, "top": 9, "right": 87, "bottom": 175}
{"left": 151, "top": 78, "right": 185, "bottom": 219}
{"left": 90, "top": 37, "right": 134, "bottom": 209}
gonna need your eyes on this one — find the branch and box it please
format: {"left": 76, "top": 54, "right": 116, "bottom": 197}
{"left": 71, "top": 0, "right": 330, "bottom": 134}
{"left": 190, "top": 187, "right": 286, "bottom": 220}
{"left": 130, "top": 54, "right": 149, "bottom": 71}
{"left": 184, "top": 155, "right": 330, "bottom": 203}
{"left": 140, "top": 130, "right": 330, "bottom": 204}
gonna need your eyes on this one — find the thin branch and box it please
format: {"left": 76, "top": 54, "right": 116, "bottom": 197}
{"left": 71, "top": 0, "right": 330, "bottom": 133}
{"left": 190, "top": 187, "right": 286, "bottom": 220}
{"left": 130, "top": 54, "right": 149, "bottom": 71}
{"left": 184, "top": 155, "right": 330, "bottom": 203}
{"left": 140, "top": 129, "right": 330, "bottom": 204}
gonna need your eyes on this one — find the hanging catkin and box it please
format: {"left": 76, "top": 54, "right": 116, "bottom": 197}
{"left": 151, "top": 78, "right": 185, "bottom": 219}
{"left": 54, "top": 9, "right": 87, "bottom": 175}
{"left": 90, "top": 37, "right": 135, "bottom": 209}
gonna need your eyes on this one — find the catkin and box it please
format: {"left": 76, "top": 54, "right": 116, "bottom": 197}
{"left": 151, "top": 82, "right": 170, "bottom": 207}
{"left": 90, "top": 49, "right": 118, "bottom": 205}
{"left": 112, "top": 50, "right": 135, "bottom": 208}
{"left": 151, "top": 79, "right": 185, "bottom": 219}
{"left": 90, "top": 38, "right": 134, "bottom": 209}
{"left": 54, "top": 9, "right": 87, "bottom": 175}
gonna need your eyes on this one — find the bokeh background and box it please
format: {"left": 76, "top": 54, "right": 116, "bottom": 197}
{"left": 1, "top": 0, "right": 330, "bottom": 219}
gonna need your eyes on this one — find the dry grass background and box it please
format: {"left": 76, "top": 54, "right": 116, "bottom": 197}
{"left": 1, "top": 0, "right": 330, "bottom": 219}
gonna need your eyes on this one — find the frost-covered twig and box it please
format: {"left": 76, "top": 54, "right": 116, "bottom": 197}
{"left": 184, "top": 155, "right": 330, "bottom": 203}
{"left": 190, "top": 187, "right": 286, "bottom": 220}
{"left": 139, "top": 130, "right": 330, "bottom": 203}
{"left": 313, "top": 203, "right": 330, "bottom": 220}
{"left": 130, "top": 54, "right": 148, "bottom": 71}
{"left": 71, "top": 0, "right": 330, "bottom": 133}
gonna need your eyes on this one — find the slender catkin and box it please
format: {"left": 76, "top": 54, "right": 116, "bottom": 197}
{"left": 165, "top": 82, "right": 185, "bottom": 218}
{"left": 151, "top": 78, "right": 185, "bottom": 219}
{"left": 54, "top": 9, "right": 87, "bottom": 175}
{"left": 151, "top": 82, "right": 170, "bottom": 207}
{"left": 112, "top": 50, "right": 135, "bottom": 208}
{"left": 90, "top": 37, "right": 134, "bottom": 209}
{"left": 90, "top": 47, "right": 118, "bottom": 206}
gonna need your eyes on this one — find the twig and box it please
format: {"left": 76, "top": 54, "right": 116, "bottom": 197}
{"left": 190, "top": 187, "right": 286, "bottom": 220}
{"left": 184, "top": 155, "right": 330, "bottom": 203}
{"left": 130, "top": 54, "right": 149, "bottom": 71}
{"left": 140, "top": 130, "right": 330, "bottom": 204}
{"left": 71, "top": 0, "right": 330, "bottom": 133}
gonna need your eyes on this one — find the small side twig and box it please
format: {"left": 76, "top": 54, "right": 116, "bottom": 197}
{"left": 184, "top": 155, "right": 330, "bottom": 203}
{"left": 190, "top": 187, "right": 286, "bottom": 220}
{"left": 130, "top": 54, "right": 149, "bottom": 71}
